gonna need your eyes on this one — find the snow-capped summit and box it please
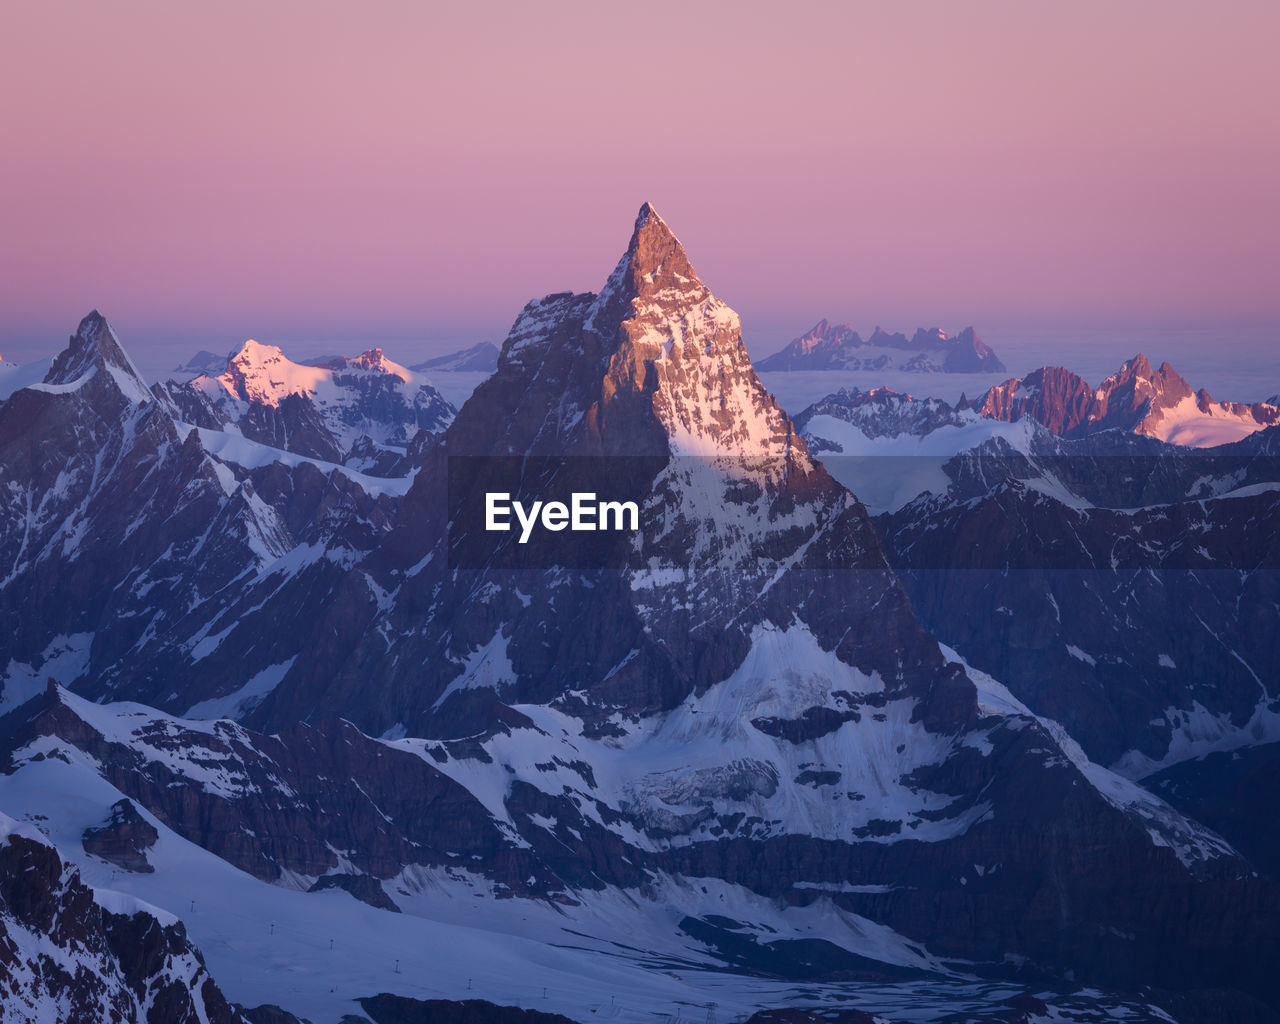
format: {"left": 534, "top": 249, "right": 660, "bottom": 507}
{"left": 214, "top": 338, "right": 327, "bottom": 407}
{"left": 1091, "top": 353, "right": 1190, "bottom": 426}
{"left": 155, "top": 338, "right": 456, "bottom": 467}
{"left": 595, "top": 201, "right": 795, "bottom": 457}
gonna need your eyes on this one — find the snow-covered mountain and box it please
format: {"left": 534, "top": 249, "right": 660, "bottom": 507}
{"left": 247, "top": 202, "right": 952, "bottom": 741}
{"left": 757, "top": 322, "right": 1005, "bottom": 373}
{"left": 794, "top": 357, "right": 1280, "bottom": 455}
{"left": 788, "top": 374, "right": 1280, "bottom": 777}
{"left": 875, "top": 429, "right": 1280, "bottom": 768}
{"left": 1, "top": 694, "right": 1212, "bottom": 1023}
{"left": 978, "top": 354, "right": 1280, "bottom": 447}
{"left": 154, "top": 339, "right": 456, "bottom": 470}
{"left": 0, "top": 311, "right": 402, "bottom": 718}
{"left": 1, "top": 210, "right": 1279, "bottom": 1022}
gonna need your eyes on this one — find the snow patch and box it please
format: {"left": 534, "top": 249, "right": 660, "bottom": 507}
{"left": 1114, "top": 698, "right": 1280, "bottom": 778}
{"left": 1144, "top": 394, "right": 1269, "bottom": 448}
{"left": 183, "top": 658, "right": 297, "bottom": 720}
{"left": 192, "top": 425, "right": 414, "bottom": 497}
{"left": 432, "top": 632, "right": 516, "bottom": 710}
{"left": 1, "top": 633, "right": 94, "bottom": 714}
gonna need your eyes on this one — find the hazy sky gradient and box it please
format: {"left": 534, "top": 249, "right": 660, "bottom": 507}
{"left": 3, "top": 0, "right": 1277, "bottom": 362}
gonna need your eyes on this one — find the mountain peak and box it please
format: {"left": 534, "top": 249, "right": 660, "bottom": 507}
{"left": 1101, "top": 353, "right": 1191, "bottom": 403}
{"left": 214, "top": 339, "right": 326, "bottom": 407}
{"left": 627, "top": 201, "right": 697, "bottom": 279}
{"left": 462, "top": 204, "right": 790, "bottom": 458}
{"left": 229, "top": 338, "right": 287, "bottom": 366}
{"left": 50, "top": 311, "right": 126, "bottom": 378}
{"left": 43, "top": 311, "right": 152, "bottom": 405}
{"left": 602, "top": 202, "right": 703, "bottom": 307}
{"left": 1121, "top": 352, "right": 1155, "bottom": 379}
{"left": 633, "top": 200, "right": 667, "bottom": 238}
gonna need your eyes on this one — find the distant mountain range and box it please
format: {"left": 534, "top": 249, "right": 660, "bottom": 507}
{"left": 757, "top": 320, "right": 1006, "bottom": 373}
{"left": 798, "top": 355, "right": 1280, "bottom": 451}
{"left": 411, "top": 340, "right": 501, "bottom": 373}
{"left": 798, "top": 353, "right": 1280, "bottom": 450}
{"left": 977, "top": 354, "right": 1280, "bottom": 446}
{"left": 176, "top": 340, "right": 503, "bottom": 379}
{"left": 172, "top": 349, "right": 230, "bottom": 376}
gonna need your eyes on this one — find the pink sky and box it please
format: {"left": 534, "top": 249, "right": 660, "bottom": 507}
{"left": 2, "top": 1, "right": 1277, "bottom": 362}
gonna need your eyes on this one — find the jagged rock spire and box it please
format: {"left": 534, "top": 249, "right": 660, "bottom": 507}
{"left": 470, "top": 203, "right": 786, "bottom": 457}
{"left": 43, "top": 311, "right": 153, "bottom": 405}
{"left": 588, "top": 203, "right": 708, "bottom": 331}
{"left": 619, "top": 202, "right": 702, "bottom": 292}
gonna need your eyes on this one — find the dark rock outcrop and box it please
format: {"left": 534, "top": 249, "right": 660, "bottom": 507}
{"left": 308, "top": 872, "right": 401, "bottom": 912}
{"left": 82, "top": 798, "right": 159, "bottom": 873}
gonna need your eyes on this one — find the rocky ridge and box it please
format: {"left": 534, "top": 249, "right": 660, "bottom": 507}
{"left": 977, "top": 354, "right": 1280, "bottom": 447}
